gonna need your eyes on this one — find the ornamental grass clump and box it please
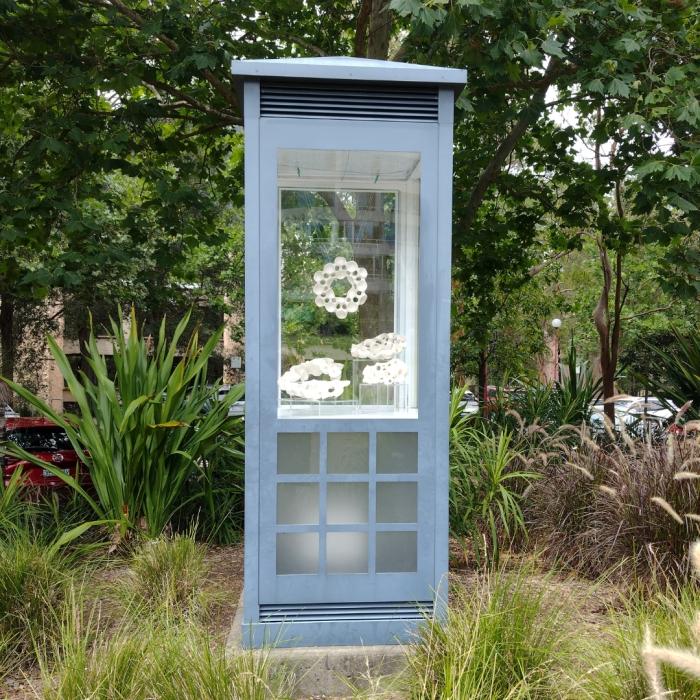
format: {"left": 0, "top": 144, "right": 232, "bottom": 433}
{"left": 0, "top": 532, "right": 72, "bottom": 675}
{"left": 126, "top": 533, "right": 208, "bottom": 620}
{"left": 526, "top": 426, "right": 700, "bottom": 583}
{"left": 578, "top": 543, "right": 700, "bottom": 699}
{"left": 1, "top": 308, "right": 244, "bottom": 540}
{"left": 406, "top": 565, "right": 576, "bottom": 699}
{"left": 39, "top": 588, "right": 293, "bottom": 700}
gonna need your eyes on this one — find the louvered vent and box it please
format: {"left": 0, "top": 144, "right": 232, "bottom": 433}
{"left": 259, "top": 601, "right": 433, "bottom": 623}
{"left": 260, "top": 81, "right": 439, "bottom": 122}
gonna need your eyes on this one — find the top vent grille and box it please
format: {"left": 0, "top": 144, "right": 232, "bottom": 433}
{"left": 260, "top": 81, "right": 439, "bottom": 122}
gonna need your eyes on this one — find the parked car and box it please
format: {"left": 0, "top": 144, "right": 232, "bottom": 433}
{"left": 1, "top": 417, "right": 86, "bottom": 488}
{"left": 590, "top": 396, "right": 677, "bottom": 438}
{"left": 459, "top": 390, "right": 480, "bottom": 415}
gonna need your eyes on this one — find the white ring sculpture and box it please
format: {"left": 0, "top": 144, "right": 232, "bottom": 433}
{"left": 312, "top": 257, "right": 368, "bottom": 319}
{"left": 279, "top": 358, "right": 350, "bottom": 400}
{"left": 362, "top": 358, "right": 408, "bottom": 385}
{"left": 351, "top": 332, "right": 406, "bottom": 361}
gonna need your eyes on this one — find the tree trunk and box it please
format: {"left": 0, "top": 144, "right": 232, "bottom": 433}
{"left": 0, "top": 294, "right": 15, "bottom": 380}
{"left": 0, "top": 294, "right": 15, "bottom": 408}
{"left": 367, "top": 0, "right": 392, "bottom": 60}
{"left": 478, "top": 348, "right": 489, "bottom": 416}
{"left": 593, "top": 242, "right": 627, "bottom": 424}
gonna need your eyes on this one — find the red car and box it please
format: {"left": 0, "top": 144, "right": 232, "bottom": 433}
{"left": 2, "top": 417, "right": 85, "bottom": 488}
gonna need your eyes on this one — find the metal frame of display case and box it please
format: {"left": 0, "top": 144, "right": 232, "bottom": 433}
{"left": 233, "top": 57, "right": 466, "bottom": 648}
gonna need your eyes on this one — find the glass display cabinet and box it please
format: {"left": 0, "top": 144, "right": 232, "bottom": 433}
{"left": 233, "top": 56, "right": 466, "bottom": 647}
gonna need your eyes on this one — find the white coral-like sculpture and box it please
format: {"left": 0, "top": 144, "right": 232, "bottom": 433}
{"left": 362, "top": 359, "right": 408, "bottom": 385}
{"left": 279, "top": 358, "right": 350, "bottom": 400}
{"left": 351, "top": 332, "right": 406, "bottom": 361}
{"left": 312, "top": 257, "right": 368, "bottom": 319}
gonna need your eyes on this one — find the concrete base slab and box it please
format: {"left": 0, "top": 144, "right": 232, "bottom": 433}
{"left": 226, "top": 595, "right": 409, "bottom": 698}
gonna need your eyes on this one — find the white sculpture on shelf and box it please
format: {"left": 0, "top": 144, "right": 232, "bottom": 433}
{"left": 362, "top": 358, "right": 408, "bottom": 385}
{"left": 312, "top": 256, "right": 368, "bottom": 319}
{"left": 351, "top": 332, "right": 406, "bottom": 361}
{"left": 279, "top": 358, "right": 350, "bottom": 400}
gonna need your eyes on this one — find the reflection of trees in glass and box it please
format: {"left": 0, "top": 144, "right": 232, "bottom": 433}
{"left": 280, "top": 189, "right": 396, "bottom": 385}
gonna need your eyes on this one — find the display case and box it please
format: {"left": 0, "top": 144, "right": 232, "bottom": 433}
{"left": 234, "top": 56, "right": 466, "bottom": 648}
{"left": 278, "top": 148, "right": 419, "bottom": 418}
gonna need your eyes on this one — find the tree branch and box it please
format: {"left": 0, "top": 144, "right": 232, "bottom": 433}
{"left": 460, "top": 57, "right": 562, "bottom": 234}
{"left": 621, "top": 305, "right": 673, "bottom": 322}
{"left": 84, "top": 0, "right": 240, "bottom": 113}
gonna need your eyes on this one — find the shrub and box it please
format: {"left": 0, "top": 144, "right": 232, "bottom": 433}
{"left": 126, "top": 534, "right": 208, "bottom": 619}
{"left": 174, "top": 433, "right": 245, "bottom": 545}
{"left": 2, "top": 309, "right": 244, "bottom": 540}
{"left": 450, "top": 424, "right": 538, "bottom": 567}
{"left": 526, "top": 428, "right": 700, "bottom": 582}
{"left": 637, "top": 328, "right": 700, "bottom": 420}
{"left": 407, "top": 566, "right": 576, "bottom": 699}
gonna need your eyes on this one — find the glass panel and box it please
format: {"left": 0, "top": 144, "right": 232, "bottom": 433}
{"left": 278, "top": 149, "right": 420, "bottom": 419}
{"left": 277, "top": 433, "right": 320, "bottom": 474}
{"left": 376, "top": 482, "right": 417, "bottom": 523}
{"left": 376, "top": 532, "right": 417, "bottom": 573}
{"left": 327, "top": 432, "right": 368, "bottom": 474}
{"left": 377, "top": 432, "right": 418, "bottom": 474}
{"left": 327, "top": 532, "right": 368, "bottom": 574}
{"left": 327, "top": 483, "right": 369, "bottom": 524}
{"left": 277, "top": 533, "right": 319, "bottom": 575}
{"left": 277, "top": 483, "right": 319, "bottom": 525}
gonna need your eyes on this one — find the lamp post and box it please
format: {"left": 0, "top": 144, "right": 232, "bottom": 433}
{"left": 551, "top": 318, "right": 562, "bottom": 385}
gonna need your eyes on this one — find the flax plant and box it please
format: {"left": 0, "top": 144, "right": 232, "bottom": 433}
{"left": 1, "top": 309, "right": 243, "bottom": 539}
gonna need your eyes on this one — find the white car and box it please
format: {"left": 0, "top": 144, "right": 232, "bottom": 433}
{"left": 459, "top": 391, "right": 480, "bottom": 415}
{"left": 590, "top": 396, "right": 677, "bottom": 435}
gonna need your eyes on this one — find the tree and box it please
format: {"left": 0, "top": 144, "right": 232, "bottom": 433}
{"left": 392, "top": 0, "right": 699, "bottom": 416}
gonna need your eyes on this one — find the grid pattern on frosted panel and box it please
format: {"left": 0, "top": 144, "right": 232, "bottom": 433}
{"left": 376, "top": 532, "right": 417, "bottom": 573}
{"left": 277, "top": 533, "right": 319, "bottom": 575}
{"left": 377, "top": 432, "right": 418, "bottom": 474}
{"left": 277, "top": 433, "right": 320, "bottom": 474}
{"left": 327, "top": 432, "right": 369, "bottom": 474}
{"left": 277, "top": 483, "right": 319, "bottom": 525}
{"left": 327, "top": 533, "right": 369, "bottom": 574}
{"left": 278, "top": 149, "right": 420, "bottom": 419}
{"left": 327, "top": 483, "right": 369, "bottom": 524}
{"left": 376, "top": 482, "right": 417, "bottom": 524}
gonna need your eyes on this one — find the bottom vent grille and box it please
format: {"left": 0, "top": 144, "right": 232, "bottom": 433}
{"left": 259, "top": 601, "right": 433, "bottom": 623}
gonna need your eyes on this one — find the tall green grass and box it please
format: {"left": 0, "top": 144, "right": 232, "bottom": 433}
{"left": 126, "top": 533, "right": 209, "bottom": 619}
{"left": 406, "top": 566, "right": 577, "bottom": 699}
{"left": 0, "top": 532, "right": 73, "bottom": 676}
{"left": 38, "top": 585, "right": 293, "bottom": 700}
{"left": 578, "top": 583, "right": 700, "bottom": 699}
{"left": 2, "top": 308, "right": 244, "bottom": 539}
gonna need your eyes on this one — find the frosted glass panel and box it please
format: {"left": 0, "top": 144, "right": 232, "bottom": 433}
{"left": 327, "top": 433, "right": 369, "bottom": 474}
{"left": 277, "top": 483, "right": 319, "bottom": 525}
{"left": 376, "top": 532, "right": 417, "bottom": 573}
{"left": 377, "top": 432, "right": 417, "bottom": 474}
{"left": 327, "top": 483, "right": 368, "bottom": 524}
{"left": 277, "top": 433, "right": 319, "bottom": 474}
{"left": 277, "top": 533, "right": 319, "bottom": 575}
{"left": 376, "top": 482, "right": 417, "bottom": 523}
{"left": 327, "top": 532, "right": 368, "bottom": 574}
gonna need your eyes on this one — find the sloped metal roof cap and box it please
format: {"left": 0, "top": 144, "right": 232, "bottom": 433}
{"left": 231, "top": 56, "right": 467, "bottom": 92}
